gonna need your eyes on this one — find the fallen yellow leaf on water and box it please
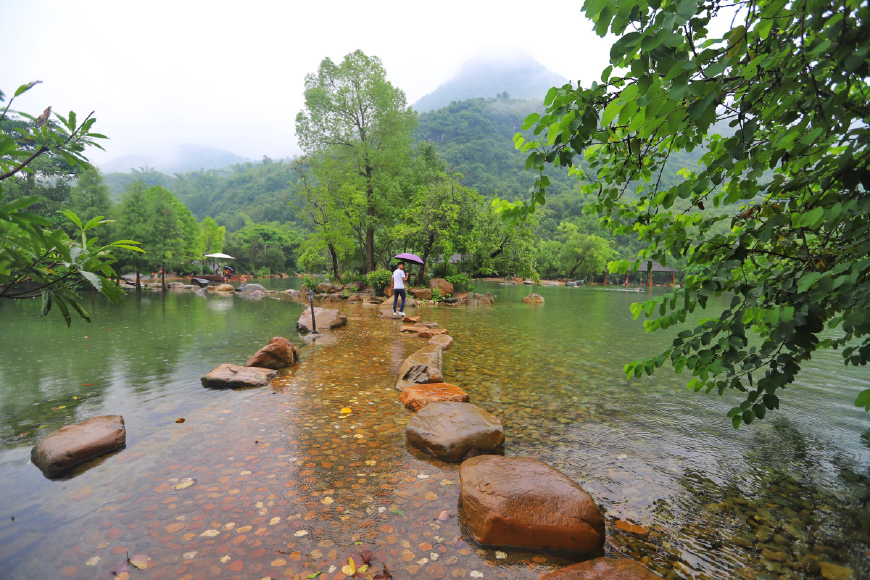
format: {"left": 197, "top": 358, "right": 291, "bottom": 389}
{"left": 129, "top": 555, "right": 150, "bottom": 570}
{"left": 340, "top": 407, "right": 352, "bottom": 414}
{"left": 174, "top": 479, "right": 196, "bottom": 490}
{"left": 200, "top": 529, "right": 219, "bottom": 537}
{"left": 321, "top": 497, "right": 333, "bottom": 505}
{"left": 341, "top": 556, "right": 356, "bottom": 576}
{"left": 294, "top": 530, "right": 308, "bottom": 537}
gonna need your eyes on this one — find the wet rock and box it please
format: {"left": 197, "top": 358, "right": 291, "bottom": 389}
{"left": 453, "top": 292, "right": 469, "bottom": 305}
{"left": 245, "top": 336, "right": 299, "bottom": 369}
{"left": 467, "top": 292, "right": 494, "bottom": 306}
{"left": 419, "top": 329, "right": 450, "bottom": 339}
{"left": 168, "top": 282, "right": 185, "bottom": 288}
{"left": 430, "top": 278, "right": 454, "bottom": 295}
{"left": 296, "top": 307, "right": 347, "bottom": 334}
{"left": 403, "top": 315, "right": 421, "bottom": 323}
{"left": 200, "top": 363, "right": 277, "bottom": 389}
{"left": 539, "top": 557, "right": 660, "bottom": 579}
{"left": 235, "top": 290, "right": 265, "bottom": 299}
{"left": 522, "top": 293, "right": 545, "bottom": 304}
{"left": 379, "top": 297, "right": 417, "bottom": 311}
{"left": 429, "top": 334, "right": 454, "bottom": 350}
{"left": 215, "top": 283, "right": 234, "bottom": 292}
{"left": 347, "top": 294, "right": 362, "bottom": 303}
{"left": 400, "top": 383, "right": 470, "bottom": 412}
{"left": 410, "top": 288, "right": 433, "bottom": 300}
{"left": 406, "top": 402, "right": 503, "bottom": 461}
{"left": 31, "top": 415, "right": 126, "bottom": 478}
{"left": 819, "top": 561, "right": 854, "bottom": 580}
{"left": 396, "top": 344, "right": 443, "bottom": 391}
{"left": 236, "top": 283, "right": 266, "bottom": 293}
{"left": 459, "top": 455, "right": 605, "bottom": 553}
{"left": 344, "top": 281, "right": 363, "bottom": 292}
{"left": 316, "top": 282, "right": 343, "bottom": 293}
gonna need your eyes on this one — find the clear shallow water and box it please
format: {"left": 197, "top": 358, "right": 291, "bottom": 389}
{"left": 0, "top": 280, "right": 868, "bottom": 579}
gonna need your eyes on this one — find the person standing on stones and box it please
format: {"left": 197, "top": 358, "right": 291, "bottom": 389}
{"left": 392, "top": 262, "right": 408, "bottom": 316}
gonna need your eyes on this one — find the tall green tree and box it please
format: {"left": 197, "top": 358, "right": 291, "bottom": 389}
{"left": 296, "top": 50, "right": 417, "bottom": 272}
{"left": 555, "top": 222, "right": 614, "bottom": 280}
{"left": 70, "top": 168, "right": 113, "bottom": 224}
{"left": 114, "top": 182, "right": 150, "bottom": 288}
{"left": 505, "top": 0, "right": 870, "bottom": 424}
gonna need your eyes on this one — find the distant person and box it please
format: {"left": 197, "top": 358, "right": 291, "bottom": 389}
{"left": 392, "top": 262, "right": 408, "bottom": 316}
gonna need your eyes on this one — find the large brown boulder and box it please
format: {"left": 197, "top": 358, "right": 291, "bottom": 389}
{"left": 245, "top": 336, "right": 298, "bottom": 369}
{"left": 215, "top": 283, "right": 234, "bottom": 292}
{"left": 406, "top": 402, "right": 503, "bottom": 461}
{"left": 460, "top": 456, "right": 605, "bottom": 553}
{"left": 430, "top": 278, "right": 454, "bottom": 295}
{"left": 453, "top": 291, "right": 469, "bottom": 305}
{"left": 523, "top": 293, "right": 545, "bottom": 304}
{"left": 539, "top": 558, "right": 660, "bottom": 580}
{"left": 429, "top": 334, "right": 454, "bottom": 350}
{"left": 201, "top": 363, "right": 277, "bottom": 388}
{"left": 296, "top": 307, "right": 347, "bottom": 334}
{"left": 468, "top": 292, "right": 494, "bottom": 306}
{"left": 400, "top": 383, "right": 470, "bottom": 412}
{"left": 409, "top": 288, "right": 433, "bottom": 300}
{"left": 31, "top": 415, "right": 126, "bottom": 478}
{"left": 396, "top": 344, "right": 443, "bottom": 391}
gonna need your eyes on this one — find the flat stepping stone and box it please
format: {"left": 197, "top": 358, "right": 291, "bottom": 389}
{"left": 201, "top": 363, "right": 277, "bottom": 389}
{"left": 402, "top": 315, "right": 421, "bottom": 323}
{"left": 395, "top": 344, "right": 443, "bottom": 391}
{"left": 406, "top": 401, "right": 503, "bottom": 461}
{"left": 297, "top": 307, "right": 347, "bottom": 333}
{"left": 399, "top": 383, "right": 470, "bottom": 412}
{"left": 459, "top": 455, "right": 605, "bottom": 553}
{"left": 428, "top": 334, "right": 454, "bottom": 350}
{"left": 401, "top": 325, "right": 448, "bottom": 334}
{"left": 31, "top": 415, "right": 126, "bottom": 478}
{"left": 539, "top": 557, "right": 661, "bottom": 579}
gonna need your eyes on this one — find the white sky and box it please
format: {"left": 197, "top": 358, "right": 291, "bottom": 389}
{"left": 1, "top": 1, "right": 611, "bottom": 167}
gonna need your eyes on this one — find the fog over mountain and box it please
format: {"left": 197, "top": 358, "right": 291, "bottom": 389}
{"left": 99, "top": 144, "right": 251, "bottom": 174}
{"left": 413, "top": 48, "right": 568, "bottom": 113}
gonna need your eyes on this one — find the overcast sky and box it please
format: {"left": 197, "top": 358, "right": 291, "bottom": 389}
{"left": 1, "top": 1, "right": 611, "bottom": 167}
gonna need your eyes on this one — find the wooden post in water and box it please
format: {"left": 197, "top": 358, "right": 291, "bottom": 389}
{"left": 604, "top": 270, "right": 607, "bottom": 287}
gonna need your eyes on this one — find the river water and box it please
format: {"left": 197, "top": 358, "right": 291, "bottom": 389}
{"left": 0, "top": 280, "right": 868, "bottom": 580}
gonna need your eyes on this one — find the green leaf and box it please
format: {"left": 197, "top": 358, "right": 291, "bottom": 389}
{"left": 306, "top": 572, "right": 322, "bottom": 578}
{"left": 855, "top": 389, "right": 870, "bottom": 411}
{"left": 59, "top": 210, "right": 83, "bottom": 229}
{"left": 14, "top": 81, "right": 42, "bottom": 97}
{"left": 797, "top": 271, "right": 821, "bottom": 293}
{"left": 390, "top": 507, "right": 405, "bottom": 516}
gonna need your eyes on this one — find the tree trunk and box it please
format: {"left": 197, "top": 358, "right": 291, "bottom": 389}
{"left": 566, "top": 256, "right": 587, "bottom": 279}
{"left": 328, "top": 243, "right": 341, "bottom": 283}
{"left": 417, "top": 231, "right": 435, "bottom": 285}
{"left": 365, "top": 163, "right": 375, "bottom": 272}
{"left": 135, "top": 260, "right": 141, "bottom": 291}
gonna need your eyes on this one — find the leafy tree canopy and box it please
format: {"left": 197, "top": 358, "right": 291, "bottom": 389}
{"left": 505, "top": 0, "right": 870, "bottom": 424}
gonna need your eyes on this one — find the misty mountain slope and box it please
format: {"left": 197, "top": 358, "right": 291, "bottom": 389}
{"left": 413, "top": 49, "right": 567, "bottom": 113}
{"left": 99, "top": 144, "right": 251, "bottom": 174}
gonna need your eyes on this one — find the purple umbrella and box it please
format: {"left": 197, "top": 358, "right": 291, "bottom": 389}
{"left": 394, "top": 252, "right": 424, "bottom": 265}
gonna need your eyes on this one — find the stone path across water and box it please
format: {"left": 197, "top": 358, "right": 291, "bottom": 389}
{"left": 12, "top": 307, "right": 581, "bottom": 580}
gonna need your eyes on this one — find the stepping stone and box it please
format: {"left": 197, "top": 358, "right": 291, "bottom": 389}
{"left": 428, "top": 334, "right": 454, "bottom": 350}
{"left": 395, "top": 345, "right": 443, "bottom": 391}
{"left": 418, "top": 329, "right": 449, "bottom": 338}
{"left": 31, "top": 415, "right": 126, "bottom": 478}
{"left": 406, "top": 402, "right": 503, "bottom": 461}
{"left": 201, "top": 364, "right": 277, "bottom": 389}
{"left": 399, "top": 383, "right": 470, "bottom": 412}
{"left": 539, "top": 557, "right": 660, "bottom": 579}
{"left": 459, "top": 455, "right": 605, "bottom": 553}
{"left": 402, "top": 315, "right": 421, "bottom": 323}
{"left": 297, "top": 307, "right": 347, "bottom": 333}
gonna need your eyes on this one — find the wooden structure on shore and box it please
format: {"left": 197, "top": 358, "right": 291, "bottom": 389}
{"left": 603, "top": 260, "right": 679, "bottom": 287}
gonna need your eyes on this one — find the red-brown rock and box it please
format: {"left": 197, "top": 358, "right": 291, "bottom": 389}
{"left": 245, "top": 336, "right": 298, "bottom": 369}
{"left": 523, "top": 293, "right": 545, "bottom": 304}
{"left": 428, "top": 334, "right": 454, "bottom": 350}
{"left": 396, "top": 344, "right": 443, "bottom": 391}
{"left": 467, "top": 292, "right": 494, "bottom": 306}
{"left": 409, "top": 288, "right": 433, "bottom": 300}
{"left": 200, "top": 363, "right": 278, "bottom": 388}
{"left": 460, "top": 456, "right": 605, "bottom": 553}
{"left": 539, "top": 558, "right": 660, "bottom": 579}
{"left": 429, "top": 278, "right": 454, "bottom": 295}
{"left": 400, "top": 383, "right": 470, "bottom": 411}
{"left": 406, "top": 402, "right": 503, "bottom": 461}
{"left": 403, "top": 315, "right": 421, "bottom": 323}
{"left": 31, "top": 415, "right": 126, "bottom": 477}
{"left": 418, "top": 329, "right": 450, "bottom": 339}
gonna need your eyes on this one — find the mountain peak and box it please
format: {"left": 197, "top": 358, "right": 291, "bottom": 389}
{"left": 413, "top": 48, "right": 567, "bottom": 113}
